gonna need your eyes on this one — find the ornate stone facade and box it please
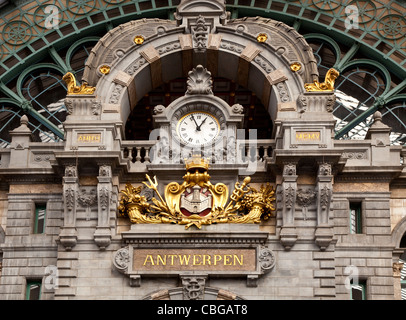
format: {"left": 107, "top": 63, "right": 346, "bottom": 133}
{"left": 0, "top": 0, "right": 405, "bottom": 301}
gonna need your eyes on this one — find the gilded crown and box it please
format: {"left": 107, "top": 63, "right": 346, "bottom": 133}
{"left": 184, "top": 155, "right": 210, "bottom": 171}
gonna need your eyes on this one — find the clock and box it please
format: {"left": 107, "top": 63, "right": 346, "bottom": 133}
{"left": 176, "top": 111, "right": 220, "bottom": 146}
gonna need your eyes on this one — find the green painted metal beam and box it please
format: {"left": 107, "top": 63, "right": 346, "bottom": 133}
{"left": 335, "top": 78, "right": 406, "bottom": 139}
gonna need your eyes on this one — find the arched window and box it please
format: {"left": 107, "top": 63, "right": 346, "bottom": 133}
{"left": 18, "top": 66, "right": 67, "bottom": 136}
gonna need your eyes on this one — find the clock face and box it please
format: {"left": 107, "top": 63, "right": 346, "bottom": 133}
{"left": 176, "top": 111, "right": 220, "bottom": 146}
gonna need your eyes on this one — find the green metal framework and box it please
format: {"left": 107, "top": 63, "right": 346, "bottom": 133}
{"left": 0, "top": 0, "right": 405, "bottom": 145}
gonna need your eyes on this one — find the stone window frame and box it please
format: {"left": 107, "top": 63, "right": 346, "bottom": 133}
{"left": 348, "top": 199, "right": 365, "bottom": 235}
{"left": 31, "top": 200, "right": 48, "bottom": 235}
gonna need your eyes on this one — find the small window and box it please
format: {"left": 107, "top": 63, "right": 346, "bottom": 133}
{"left": 349, "top": 202, "right": 362, "bottom": 234}
{"left": 26, "top": 280, "right": 41, "bottom": 300}
{"left": 34, "top": 203, "right": 46, "bottom": 234}
{"left": 351, "top": 280, "right": 366, "bottom": 300}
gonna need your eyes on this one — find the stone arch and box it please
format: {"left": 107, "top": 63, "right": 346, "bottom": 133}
{"left": 83, "top": 10, "right": 319, "bottom": 129}
{"left": 142, "top": 286, "right": 245, "bottom": 300}
{"left": 392, "top": 216, "right": 406, "bottom": 249}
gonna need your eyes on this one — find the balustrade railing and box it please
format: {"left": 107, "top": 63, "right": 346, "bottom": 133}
{"left": 121, "top": 139, "right": 275, "bottom": 168}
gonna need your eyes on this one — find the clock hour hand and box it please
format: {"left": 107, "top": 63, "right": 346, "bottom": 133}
{"left": 190, "top": 115, "right": 200, "bottom": 131}
{"left": 196, "top": 117, "right": 207, "bottom": 131}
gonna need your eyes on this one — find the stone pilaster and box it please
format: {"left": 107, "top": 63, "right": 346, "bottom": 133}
{"left": 94, "top": 165, "right": 112, "bottom": 249}
{"left": 59, "top": 165, "right": 78, "bottom": 250}
{"left": 315, "top": 163, "right": 334, "bottom": 250}
{"left": 279, "top": 163, "right": 298, "bottom": 250}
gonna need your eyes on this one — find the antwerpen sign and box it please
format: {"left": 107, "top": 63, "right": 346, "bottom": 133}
{"left": 134, "top": 249, "right": 256, "bottom": 272}
{"left": 113, "top": 224, "right": 276, "bottom": 287}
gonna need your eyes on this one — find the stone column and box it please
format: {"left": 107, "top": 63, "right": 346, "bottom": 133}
{"left": 279, "top": 163, "right": 298, "bottom": 250}
{"left": 94, "top": 165, "right": 112, "bottom": 249}
{"left": 59, "top": 165, "right": 79, "bottom": 250}
{"left": 315, "top": 163, "right": 334, "bottom": 250}
{"left": 393, "top": 262, "right": 404, "bottom": 300}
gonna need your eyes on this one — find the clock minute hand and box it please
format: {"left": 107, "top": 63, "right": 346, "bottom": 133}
{"left": 190, "top": 115, "right": 200, "bottom": 131}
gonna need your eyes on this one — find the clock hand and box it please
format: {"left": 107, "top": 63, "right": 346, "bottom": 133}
{"left": 190, "top": 115, "right": 200, "bottom": 131}
{"left": 197, "top": 117, "right": 207, "bottom": 131}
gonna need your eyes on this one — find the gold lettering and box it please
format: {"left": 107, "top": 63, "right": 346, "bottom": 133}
{"left": 214, "top": 255, "right": 222, "bottom": 265}
{"left": 143, "top": 255, "right": 155, "bottom": 266}
{"left": 203, "top": 254, "right": 211, "bottom": 265}
{"left": 224, "top": 254, "right": 232, "bottom": 265}
{"left": 77, "top": 133, "right": 101, "bottom": 143}
{"left": 296, "top": 131, "right": 321, "bottom": 141}
{"left": 167, "top": 254, "right": 176, "bottom": 265}
{"left": 157, "top": 254, "right": 166, "bottom": 265}
{"left": 234, "top": 255, "right": 243, "bottom": 266}
{"left": 193, "top": 255, "right": 202, "bottom": 265}
{"left": 178, "top": 255, "right": 191, "bottom": 265}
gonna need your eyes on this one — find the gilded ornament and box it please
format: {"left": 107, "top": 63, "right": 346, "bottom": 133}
{"left": 304, "top": 68, "right": 339, "bottom": 92}
{"left": 99, "top": 65, "right": 111, "bottom": 75}
{"left": 62, "top": 72, "right": 96, "bottom": 95}
{"left": 134, "top": 35, "right": 145, "bottom": 45}
{"left": 290, "top": 62, "right": 301, "bottom": 72}
{"left": 118, "top": 155, "right": 276, "bottom": 229}
{"left": 256, "top": 33, "right": 268, "bottom": 43}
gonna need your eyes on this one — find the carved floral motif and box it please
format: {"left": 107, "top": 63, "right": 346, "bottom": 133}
{"left": 186, "top": 65, "right": 213, "bottom": 95}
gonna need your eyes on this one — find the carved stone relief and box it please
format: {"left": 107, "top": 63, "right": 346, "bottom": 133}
{"left": 181, "top": 276, "right": 207, "bottom": 300}
{"left": 296, "top": 188, "right": 317, "bottom": 220}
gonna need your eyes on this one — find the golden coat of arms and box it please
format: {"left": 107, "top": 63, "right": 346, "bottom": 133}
{"left": 118, "top": 155, "right": 275, "bottom": 229}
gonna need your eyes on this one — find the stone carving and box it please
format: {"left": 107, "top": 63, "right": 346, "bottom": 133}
{"left": 109, "top": 84, "right": 124, "bottom": 104}
{"left": 192, "top": 15, "right": 209, "bottom": 52}
{"left": 393, "top": 262, "right": 404, "bottom": 277}
{"left": 283, "top": 163, "right": 296, "bottom": 176}
{"left": 65, "top": 187, "right": 75, "bottom": 211}
{"left": 319, "top": 185, "right": 331, "bottom": 210}
{"left": 342, "top": 151, "right": 367, "bottom": 160}
{"left": 220, "top": 40, "right": 244, "bottom": 55}
{"left": 99, "top": 187, "right": 110, "bottom": 210}
{"left": 77, "top": 187, "right": 97, "bottom": 221}
{"left": 258, "top": 247, "right": 276, "bottom": 273}
{"left": 91, "top": 100, "right": 101, "bottom": 115}
{"left": 231, "top": 103, "right": 244, "bottom": 114}
{"left": 186, "top": 65, "right": 213, "bottom": 95}
{"left": 276, "top": 82, "right": 290, "bottom": 103}
{"left": 113, "top": 247, "right": 130, "bottom": 272}
{"left": 296, "top": 188, "right": 317, "bottom": 220}
{"left": 65, "top": 99, "right": 73, "bottom": 115}
{"left": 297, "top": 94, "right": 308, "bottom": 113}
{"left": 325, "top": 94, "right": 336, "bottom": 112}
{"left": 153, "top": 104, "right": 165, "bottom": 114}
{"left": 318, "top": 163, "right": 332, "bottom": 176}
{"left": 181, "top": 276, "right": 206, "bottom": 300}
{"left": 99, "top": 165, "right": 111, "bottom": 177}
{"left": 284, "top": 186, "right": 295, "bottom": 209}
{"left": 125, "top": 57, "right": 146, "bottom": 76}
{"left": 65, "top": 165, "right": 77, "bottom": 177}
